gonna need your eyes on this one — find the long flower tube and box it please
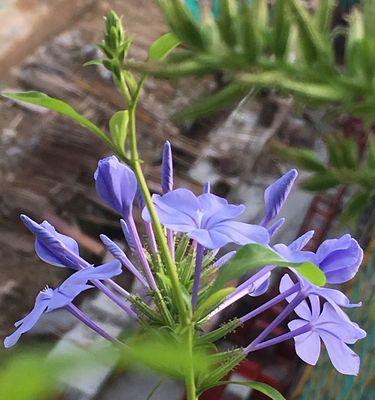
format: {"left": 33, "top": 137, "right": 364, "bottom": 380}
{"left": 245, "top": 293, "right": 305, "bottom": 352}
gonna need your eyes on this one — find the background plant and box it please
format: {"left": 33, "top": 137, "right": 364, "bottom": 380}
{"left": 133, "top": 0, "right": 375, "bottom": 224}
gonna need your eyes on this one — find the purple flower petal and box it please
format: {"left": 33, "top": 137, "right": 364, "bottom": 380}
{"left": 149, "top": 188, "right": 268, "bottom": 249}
{"left": 198, "top": 194, "right": 244, "bottom": 228}
{"left": 211, "top": 220, "right": 269, "bottom": 246}
{"left": 317, "top": 303, "right": 366, "bottom": 344}
{"left": 312, "top": 286, "right": 362, "bottom": 309}
{"left": 4, "top": 292, "right": 51, "bottom": 348}
{"left": 288, "top": 319, "right": 321, "bottom": 365}
{"left": 46, "top": 284, "right": 92, "bottom": 312}
{"left": 214, "top": 251, "right": 236, "bottom": 269}
{"left": 267, "top": 218, "right": 285, "bottom": 237}
{"left": 94, "top": 156, "right": 137, "bottom": 218}
{"left": 145, "top": 189, "right": 200, "bottom": 230}
{"left": 161, "top": 141, "right": 173, "bottom": 193}
{"left": 289, "top": 231, "right": 315, "bottom": 252}
{"left": 249, "top": 272, "right": 271, "bottom": 297}
{"left": 316, "top": 235, "right": 363, "bottom": 284}
{"left": 319, "top": 331, "right": 360, "bottom": 375}
{"left": 65, "top": 260, "right": 122, "bottom": 285}
{"left": 261, "top": 169, "right": 298, "bottom": 226}
{"left": 21, "top": 215, "right": 80, "bottom": 269}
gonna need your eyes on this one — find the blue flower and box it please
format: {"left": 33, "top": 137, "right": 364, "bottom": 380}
{"left": 94, "top": 156, "right": 137, "bottom": 218}
{"left": 273, "top": 231, "right": 363, "bottom": 309}
{"left": 4, "top": 260, "right": 121, "bottom": 348}
{"left": 143, "top": 188, "right": 269, "bottom": 249}
{"left": 281, "top": 279, "right": 366, "bottom": 375}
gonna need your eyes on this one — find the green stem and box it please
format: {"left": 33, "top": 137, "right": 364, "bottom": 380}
{"left": 186, "top": 324, "right": 197, "bottom": 400}
{"left": 126, "top": 87, "right": 188, "bottom": 324}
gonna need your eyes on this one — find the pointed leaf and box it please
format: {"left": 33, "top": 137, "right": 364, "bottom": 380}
{"left": 109, "top": 110, "right": 129, "bottom": 151}
{"left": 2, "top": 91, "right": 114, "bottom": 150}
{"left": 148, "top": 33, "right": 180, "bottom": 61}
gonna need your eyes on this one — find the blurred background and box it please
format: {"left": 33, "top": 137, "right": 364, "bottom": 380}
{"left": 0, "top": 0, "right": 374, "bottom": 399}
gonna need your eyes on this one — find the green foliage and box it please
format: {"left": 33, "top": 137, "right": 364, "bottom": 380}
{"left": 146, "top": 0, "right": 375, "bottom": 123}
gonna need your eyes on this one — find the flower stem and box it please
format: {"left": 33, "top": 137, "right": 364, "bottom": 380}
{"left": 126, "top": 101, "right": 188, "bottom": 324}
{"left": 185, "top": 324, "right": 197, "bottom": 400}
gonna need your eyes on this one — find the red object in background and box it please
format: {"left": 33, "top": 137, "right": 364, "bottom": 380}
{"left": 199, "top": 359, "right": 286, "bottom": 400}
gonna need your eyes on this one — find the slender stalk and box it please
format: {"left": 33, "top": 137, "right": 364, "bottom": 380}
{"left": 127, "top": 102, "right": 187, "bottom": 324}
{"left": 65, "top": 303, "right": 121, "bottom": 344}
{"left": 185, "top": 325, "right": 197, "bottom": 400}
{"left": 127, "top": 215, "right": 158, "bottom": 291}
{"left": 248, "top": 323, "right": 311, "bottom": 352}
{"left": 93, "top": 279, "right": 137, "bottom": 318}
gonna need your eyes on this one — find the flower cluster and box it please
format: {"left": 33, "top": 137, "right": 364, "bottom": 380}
{"left": 4, "top": 142, "right": 366, "bottom": 376}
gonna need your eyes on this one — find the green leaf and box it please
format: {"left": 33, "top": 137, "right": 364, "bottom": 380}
{"left": 201, "top": 380, "right": 286, "bottom": 400}
{"left": 272, "top": 0, "right": 291, "bottom": 60}
{"left": 148, "top": 33, "right": 180, "bottom": 61}
{"left": 109, "top": 110, "right": 129, "bottom": 152}
{"left": 288, "top": 0, "right": 330, "bottom": 63}
{"left": 194, "top": 287, "right": 235, "bottom": 321}
{"left": 211, "top": 244, "right": 326, "bottom": 293}
{"left": 314, "top": 0, "right": 334, "bottom": 34}
{"left": 216, "top": 0, "right": 238, "bottom": 48}
{"left": 2, "top": 91, "right": 115, "bottom": 150}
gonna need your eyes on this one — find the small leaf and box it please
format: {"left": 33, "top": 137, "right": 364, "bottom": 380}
{"left": 211, "top": 244, "right": 325, "bottom": 293}
{"left": 148, "top": 33, "right": 180, "bottom": 61}
{"left": 3, "top": 91, "right": 114, "bottom": 150}
{"left": 109, "top": 110, "right": 129, "bottom": 152}
{"left": 84, "top": 59, "right": 104, "bottom": 67}
{"left": 201, "top": 380, "right": 286, "bottom": 400}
